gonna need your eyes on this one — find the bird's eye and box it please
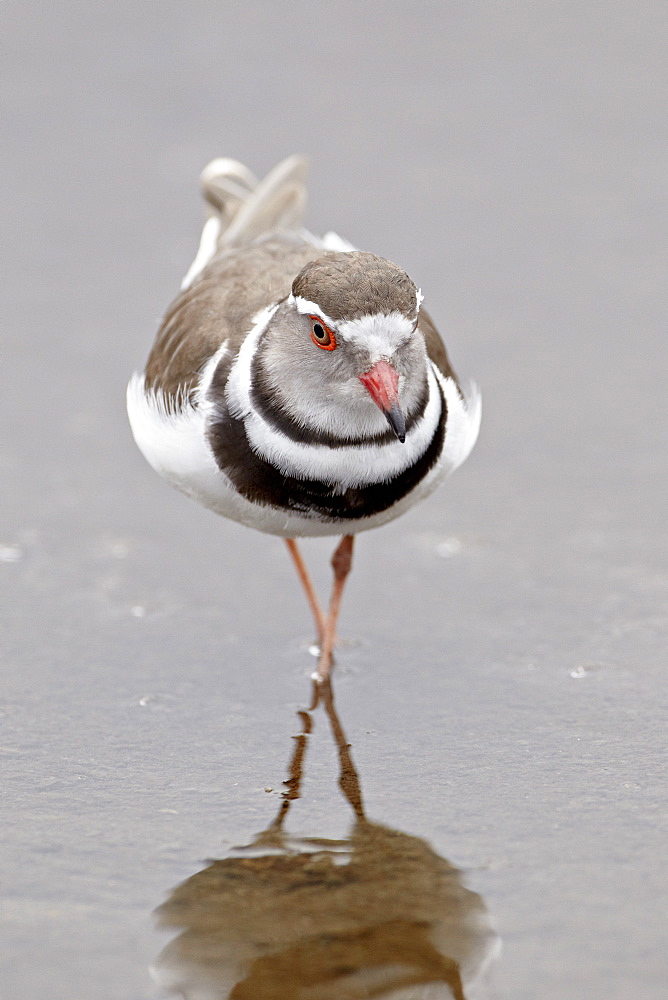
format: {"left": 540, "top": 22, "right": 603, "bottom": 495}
{"left": 309, "top": 315, "right": 336, "bottom": 351}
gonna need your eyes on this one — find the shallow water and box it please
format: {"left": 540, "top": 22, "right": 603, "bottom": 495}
{"left": 2, "top": 3, "right": 667, "bottom": 998}
{"left": 152, "top": 679, "right": 500, "bottom": 999}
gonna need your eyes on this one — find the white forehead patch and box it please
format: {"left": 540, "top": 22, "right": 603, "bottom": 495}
{"left": 337, "top": 311, "right": 416, "bottom": 357}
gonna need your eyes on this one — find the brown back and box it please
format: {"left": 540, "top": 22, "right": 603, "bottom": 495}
{"left": 145, "top": 236, "right": 322, "bottom": 400}
{"left": 418, "top": 307, "right": 460, "bottom": 386}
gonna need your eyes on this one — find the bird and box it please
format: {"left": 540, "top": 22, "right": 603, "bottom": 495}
{"left": 127, "top": 156, "right": 481, "bottom": 682}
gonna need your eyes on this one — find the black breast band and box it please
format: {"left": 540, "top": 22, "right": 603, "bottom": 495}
{"left": 207, "top": 356, "right": 447, "bottom": 521}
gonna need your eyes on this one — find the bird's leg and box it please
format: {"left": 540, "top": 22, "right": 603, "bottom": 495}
{"left": 316, "top": 534, "right": 354, "bottom": 682}
{"left": 284, "top": 538, "right": 326, "bottom": 645}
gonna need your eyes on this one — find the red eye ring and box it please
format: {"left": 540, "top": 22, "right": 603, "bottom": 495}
{"left": 309, "top": 315, "right": 337, "bottom": 351}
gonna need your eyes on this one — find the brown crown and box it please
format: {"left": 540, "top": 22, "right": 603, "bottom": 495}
{"left": 292, "top": 251, "right": 418, "bottom": 322}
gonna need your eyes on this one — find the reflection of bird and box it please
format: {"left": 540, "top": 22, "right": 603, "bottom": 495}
{"left": 127, "top": 157, "right": 480, "bottom": 679}
{"left": 152, "top": 680, "right": 499, "bottom": 999}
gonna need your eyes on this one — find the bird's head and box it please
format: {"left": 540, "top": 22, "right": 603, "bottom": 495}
{"left": 257, "top": 252, "right": 428, "bottom": 443}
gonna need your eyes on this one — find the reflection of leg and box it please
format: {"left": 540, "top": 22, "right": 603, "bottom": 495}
{"left": 319, "top": 677, "right": 365, "bottom": 820}
{"left": 270, "top": 700, "right": 314, "bottom": 834}
{"left": 317, "top": 535, "right": 354, "bottom": 682}
{"left": 285, "top": 538, "right": 326, "bottom": 643}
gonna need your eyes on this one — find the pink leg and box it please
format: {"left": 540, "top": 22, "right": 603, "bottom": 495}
{"left": 316, "top": 535, "right": 355, "bottom": 682}
{"left": 284, "top": 538, "right": 326, "bottom": 643}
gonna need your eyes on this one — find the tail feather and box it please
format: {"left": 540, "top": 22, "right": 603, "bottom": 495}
{"left": 181, "top": 155, "right": 309, "bottom": 290}
{"left": 217, "top": 154, "right": 308, "bottom": 246}
{"left": 199, "top": 158, "right": 258, "bottom": 222}
{"left": 200, "top": 154, "right": 308, "bottom": 244}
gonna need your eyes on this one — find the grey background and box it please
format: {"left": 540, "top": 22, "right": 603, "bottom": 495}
{"left": 2, "top": 2, "right": 666, "bottom": 998}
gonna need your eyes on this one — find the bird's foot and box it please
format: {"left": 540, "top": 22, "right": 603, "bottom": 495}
{"left": 307, "top": 636, "right": 343, "bottom": 658}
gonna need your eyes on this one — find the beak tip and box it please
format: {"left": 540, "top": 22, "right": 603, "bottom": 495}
{"left": 386, "top": 403, "right": 406, "bottom": 443}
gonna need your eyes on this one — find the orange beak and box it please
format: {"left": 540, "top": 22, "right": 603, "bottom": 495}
{"left": 358, "top": 359, "right": 406, "bottom": 442}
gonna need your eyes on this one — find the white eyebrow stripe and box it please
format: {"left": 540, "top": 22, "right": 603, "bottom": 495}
{"left": 288, "top": 294, "right": 339, "bottom": 330}
{"left": 291, "top": 297, "right": 417, "bottom": 353}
